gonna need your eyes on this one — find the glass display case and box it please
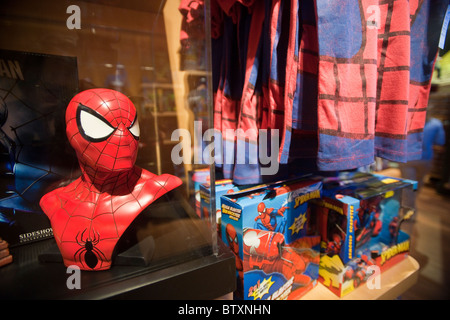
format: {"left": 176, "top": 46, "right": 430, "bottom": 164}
{"left": 0, "top": 0, "right": 233, "bottom": 299}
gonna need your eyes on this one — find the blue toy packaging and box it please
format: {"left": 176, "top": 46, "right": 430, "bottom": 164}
{"left": 221, "top": 177, "right": 322, "bottom": 300}
{"left": 199, "top": 178, "right": 251, "bottom": 235}
{"left": 0, "top": 49, "right": 78, "bottom": 246}
{"left": 311, "top": 172, "right": 417, "bottom": 297}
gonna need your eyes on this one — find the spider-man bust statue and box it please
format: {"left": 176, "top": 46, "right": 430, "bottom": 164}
{"left": 40, "top": 89, "right": 182, "bottom": 271}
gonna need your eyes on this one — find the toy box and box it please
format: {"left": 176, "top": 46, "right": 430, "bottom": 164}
{"left": 199, "top": 179, "right": 240, "bottom": 234}
{"left": 0, "top": 49, "right": 78, "bottom": 246}
{"left": 221, "top": 178, "right": 322, "bottom": 300}
{"left": 312, "top": 172, "right": 417, "bottom": 297}
{"left": 190, "top": 168, "right": 210, "bottom": 217}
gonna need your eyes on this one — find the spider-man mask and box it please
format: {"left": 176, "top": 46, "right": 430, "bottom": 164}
{"left": 65, "top": 88, "right": 140, "bottom": 173}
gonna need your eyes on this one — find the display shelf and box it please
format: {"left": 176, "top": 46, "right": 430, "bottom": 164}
{"left": 0, "top": 236, "right": 236, "bottom": 300}
{"left": 301, "top": 256, "right": 419, "bottom": 300}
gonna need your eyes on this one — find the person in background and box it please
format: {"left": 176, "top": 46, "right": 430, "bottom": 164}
{"left": 400, "top": 114, "right": 446, "bottom": 196}
{"left": 398, "top": 114, "right": 445, "bottom": 238}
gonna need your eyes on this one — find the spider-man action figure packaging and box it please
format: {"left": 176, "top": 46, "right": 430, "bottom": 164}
{"left": 310, "top": 172, "right": 417, "bottom": 297}
{"left": 220, "top": 177, "right": 322, "bottom": 300}
{"left": 199, "top": 178, "right": 252, "bottom": 236}
{"left": 0, "top": 49, "right": 79, "bottom": 247}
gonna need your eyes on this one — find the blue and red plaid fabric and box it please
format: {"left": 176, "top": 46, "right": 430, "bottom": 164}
{"left": 315, "top": 0, "right": 447, "bottom": 171}
{"left": 204, "top": 0, "right": 447, "bottom": 184}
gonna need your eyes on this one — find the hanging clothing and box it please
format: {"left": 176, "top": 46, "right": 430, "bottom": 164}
{"left": 188, "top": 0, "right": 448, "bottom": 185}
{"left": 404, "top": 1, "right": 448, "bottom": 160}
{"left": 279, "top": 0, "right": 319, "bottom": 169}
{"left": 315, "top": 0, "right": 447, "bottom": 171}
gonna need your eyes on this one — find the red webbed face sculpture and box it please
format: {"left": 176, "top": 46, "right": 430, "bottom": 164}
{"left": 40, "top": 89, "right": 182, "bottom": 271}
{"left": 66, "top": 89, "right": 140, "bottom": 177}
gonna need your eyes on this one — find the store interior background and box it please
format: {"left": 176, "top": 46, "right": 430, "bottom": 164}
{"left": 379, "top": 29, "right": 450, "bottom": 298}
{"left": 393, "top": 76, "right": 450, "bottom": 299}
{"left": 0, "top": 0, "right": 204, "bottom": 185}
{"left": 0, "top": 0, "right": 450, "bottom": 299}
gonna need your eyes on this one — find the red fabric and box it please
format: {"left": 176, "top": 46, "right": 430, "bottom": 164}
{"left": 236, "top": 0, "right": 265, "bottom": 145}
{"left": 279, "top": 0, "right": 319, "bottom": 165}
{"left": 374, "top": 0, "right": 411, "bottom": 158}
{"left": 209, "top": 0, "right": 446, "bottom": 182}
{"left": 179, "top": 0, "right": 205, "bottom": 51}
{"left": 315, "top": 0, "right": 446, "bottom": 170}
{"left": 315, "top": 0, "right": 379, "bottom": 168}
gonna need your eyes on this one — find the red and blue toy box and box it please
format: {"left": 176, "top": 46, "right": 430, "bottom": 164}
{"left": 199, "top": 178, "right": 251, "bottom": 236}
{"left": 311, "top": 172, "right": 417, "bottom": 297}
{"left": 221, "top": 177, "right": 322, "bottom": 300}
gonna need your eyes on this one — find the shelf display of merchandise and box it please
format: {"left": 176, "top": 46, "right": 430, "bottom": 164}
{"left": 209, "top": 172, "right": 418, "bottom": 300}
{"left": 311, "top": 172, "right": 417, "bottom": 297}
{"left": 0, "top": 0, "right": 236, "bottom": 299}
{"left": 220, "top": 177, "right": 322, "bottom": 300}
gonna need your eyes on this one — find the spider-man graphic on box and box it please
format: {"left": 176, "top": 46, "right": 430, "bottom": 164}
{"left": 355, "top": 196, "right": 383, "bottom": 248}
{"left": 40, "top": 89, "right": 182, "bottom": 271}
{"left": 254, "top": 202, "right": 287, "bottom": 233}
{"left": 224, "top": 223, "right": 244, "bottom": 298}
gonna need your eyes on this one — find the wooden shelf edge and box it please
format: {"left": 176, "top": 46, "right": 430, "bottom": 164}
{"left": 301, "top": 256, "right": 420, "bottom": 300}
